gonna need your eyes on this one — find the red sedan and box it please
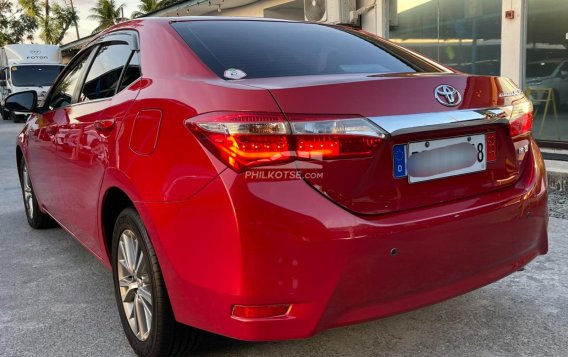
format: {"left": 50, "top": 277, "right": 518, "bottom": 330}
{"left": 6, "top": 17, "right": 547, "bottom": 357}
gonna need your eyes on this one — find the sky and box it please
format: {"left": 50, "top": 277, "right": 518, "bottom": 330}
{"left": 63, "top": 0, "right": 141, "bottom": 43}
{"left": 10, "top": 0, "right": 141, "bottom": 44}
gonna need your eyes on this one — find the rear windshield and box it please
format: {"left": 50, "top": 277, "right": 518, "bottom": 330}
{"left": 11, "top": 65, "right": 63, "bottom": 87}
{"left": 172, "top": 21, "right": 417, "bottom": 79}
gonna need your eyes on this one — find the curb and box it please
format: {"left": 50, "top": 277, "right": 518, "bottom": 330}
{"left": 545, "top": 159, "right": 568, "bottom": 192}
{"left": 548, "top": 171, "right": 567, "bottom": 192}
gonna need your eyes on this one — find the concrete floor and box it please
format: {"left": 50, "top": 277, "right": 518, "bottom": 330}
{"left": 0, "top": 119, "right": 567, "bottom": 357}
{"left": 533, "top": 107, "right": 568, "bottom": 142}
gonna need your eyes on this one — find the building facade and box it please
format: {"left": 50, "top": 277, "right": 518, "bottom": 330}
{"left": 61, "top": 0, "right": 568, "bottom": 147}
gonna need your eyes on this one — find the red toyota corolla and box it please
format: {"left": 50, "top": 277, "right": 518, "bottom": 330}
{"left": 6, "top": 17, "right": 547, "bottom": 357}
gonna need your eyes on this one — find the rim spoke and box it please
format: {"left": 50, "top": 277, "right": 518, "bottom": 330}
{"left": 138, "top": 285, "right": 152, "bottom": 306}
{"left": 119, "top": 240, "right": 133, "bottom": 275}
{"left": 141, "top": 301, "right": 152, "bottom": 339}
{"left": 134, "top": 295, "right": 147, "bottom": 338}
{"left": 119, "top": 277, "right": 138, "bottom": 302}
{"left": 118, "top": 249, "right": 131, "bottom": 277}
{"left": 124, "top": 232, "right": 138, "bottom": 273}
{"left": 127, "top": 302, "right": 138, "bottom": 337}
{"left": 134, "top": 251, "right": 145, "bottom": 277}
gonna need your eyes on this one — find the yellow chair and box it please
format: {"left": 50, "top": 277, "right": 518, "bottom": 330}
{"left": 524, "top": 87, "right": 559, "bottom": 138}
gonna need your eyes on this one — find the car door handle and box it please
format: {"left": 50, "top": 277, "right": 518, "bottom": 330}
{"left": 94, "top": 118, "right": 116, "bottom": 132}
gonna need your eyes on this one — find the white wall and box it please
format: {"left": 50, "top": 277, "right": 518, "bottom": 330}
{"left": 500, "top": 0, "right": 525, "bottom": 87}
{"left": 207, "top": 0, "right": 300, "bottom": 17}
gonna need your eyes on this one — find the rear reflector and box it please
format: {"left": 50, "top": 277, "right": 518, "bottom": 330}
{"left": 232, "top": 304, "right": 291, "bottom": 319}
{"left": 186, "top": 112, "right": 386, "bottom": 171}
{"left": 486, "top": 132, "right": 497, "bottom": 162}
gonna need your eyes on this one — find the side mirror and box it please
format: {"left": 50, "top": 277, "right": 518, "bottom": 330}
{"left": 5, "top": 91, "right": 37, "bottom": 113}
{"left": 560, "top": 70, "right": 568, "bottom": 79}
{"left": 0, "top": 79, "right": 6, "bottom": 87}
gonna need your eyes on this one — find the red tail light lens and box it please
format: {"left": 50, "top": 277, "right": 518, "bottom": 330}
{"left": 186, "top": 112, "right": 292, "bottom": 171}
{"left": 186, "top": 112, "right": 386, "bottom": 171}
{"left": 509, "top": 100, "right": 533, "bottom": 137}
{"left": 290, "top": 116, "right": 385, "bottom": 159}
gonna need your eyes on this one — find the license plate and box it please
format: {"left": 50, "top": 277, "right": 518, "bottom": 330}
{"left": 393, "top": 134, "right": 487, "bottom": 183}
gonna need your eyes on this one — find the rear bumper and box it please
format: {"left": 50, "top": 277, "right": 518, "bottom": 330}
{"left": 141, "top": 140, "right": 548, "bottom": 341}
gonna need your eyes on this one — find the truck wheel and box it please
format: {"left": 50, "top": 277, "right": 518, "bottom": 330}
{"left": 10, "top": 111, "right": 23, "bottom": 123}
{"left": 0, "top": 108, "right": 7, "bottom": 120}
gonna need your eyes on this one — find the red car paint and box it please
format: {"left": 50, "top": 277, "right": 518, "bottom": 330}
{"left": 17, "top": 18, "right": 547, "bottom": 341}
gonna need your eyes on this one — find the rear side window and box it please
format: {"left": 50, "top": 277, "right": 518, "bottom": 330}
{"left": 80, "top": 43, "right": 132, "bottom": 102}
{"left": 172, "top": 21, "right": 417, "bottom": 79}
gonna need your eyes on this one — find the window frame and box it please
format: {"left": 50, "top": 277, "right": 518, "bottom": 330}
{"left": 44, "top": 47, "right": 97, "bottom": 111}
{"left": 42, "top": 30, "right": 141, "bottom": 112}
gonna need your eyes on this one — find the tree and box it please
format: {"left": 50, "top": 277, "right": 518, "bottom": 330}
{"left": 131, "top": 0, "right": 181, "bottom": 19}
{"left": 131, "top": 0, "right": 160, "bottom": 18}
{"left": 18, "top": 0, "right": 79, "bottom": 44}
{"left": 88, "top": 0, "right": 126, "bottom": 34}
{"left": 0, "top": 0, "right": 38, "bottom": 46}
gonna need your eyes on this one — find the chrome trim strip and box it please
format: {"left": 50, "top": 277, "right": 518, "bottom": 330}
{"left": 368, "top": 108, "right": 511, "bottom": 136}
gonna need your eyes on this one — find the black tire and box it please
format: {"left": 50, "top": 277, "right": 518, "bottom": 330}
{"left": 0, "top": 107, "right": 7, "bottom": 120}
{"left": 112, "top": 208, "right": 202, "bottom": 357}
{"left": 19, "top": 157, "right": 56, "bottom": 229}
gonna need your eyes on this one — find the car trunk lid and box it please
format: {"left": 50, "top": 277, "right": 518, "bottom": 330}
{"left": 243, "top": 73, "right": 528, "bottom": 215}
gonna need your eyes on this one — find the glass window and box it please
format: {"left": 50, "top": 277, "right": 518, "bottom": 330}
{"left": 389, "top": 0, "right": 502, "bottom": 76}
{"left": 10, "top": 65, "right": 63, "bottom": 87}
{"left": 48, "top": 50, "right": 92, "bottom": 110}
{"left": 80, "top": 43, "right": 132, "bottom": 102}
{"left": 525, "top": 0, "right": 568, "bottom": 142}
{"left": 172, "top": 21, "right": 419, "bottom": 79}
{"left": 118, "top": 51, "right": 141, "bottom": 92}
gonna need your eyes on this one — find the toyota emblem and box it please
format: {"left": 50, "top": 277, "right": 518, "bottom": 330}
{"left": 434, "top": 85, "right": 462, "bottom": 107}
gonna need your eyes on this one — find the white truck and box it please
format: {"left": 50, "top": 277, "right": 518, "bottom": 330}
{"left": 1, "top": 44, "right": 64, "bottom": 122}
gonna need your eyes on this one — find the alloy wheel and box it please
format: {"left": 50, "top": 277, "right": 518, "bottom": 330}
{"left": 117, "top": 229, "right": 153, "bottom": 341}
{"left": 22, "top": 164, "right": 34, "bottom": 219}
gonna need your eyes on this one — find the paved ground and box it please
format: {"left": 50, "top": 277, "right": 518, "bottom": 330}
{"left": 0, "top": 119, "right": 567, "bottom": 357}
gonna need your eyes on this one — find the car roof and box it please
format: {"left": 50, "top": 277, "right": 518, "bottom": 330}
{"left": 137, "top": 16, "right": 297, "bottom": 23}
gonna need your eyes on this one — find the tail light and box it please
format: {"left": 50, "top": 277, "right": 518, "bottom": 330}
{"left": 186, "top": 112, "right": 386, "bottom": 172}
{"left": 509, "top": 100, "right": 533, "bottom": 137}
